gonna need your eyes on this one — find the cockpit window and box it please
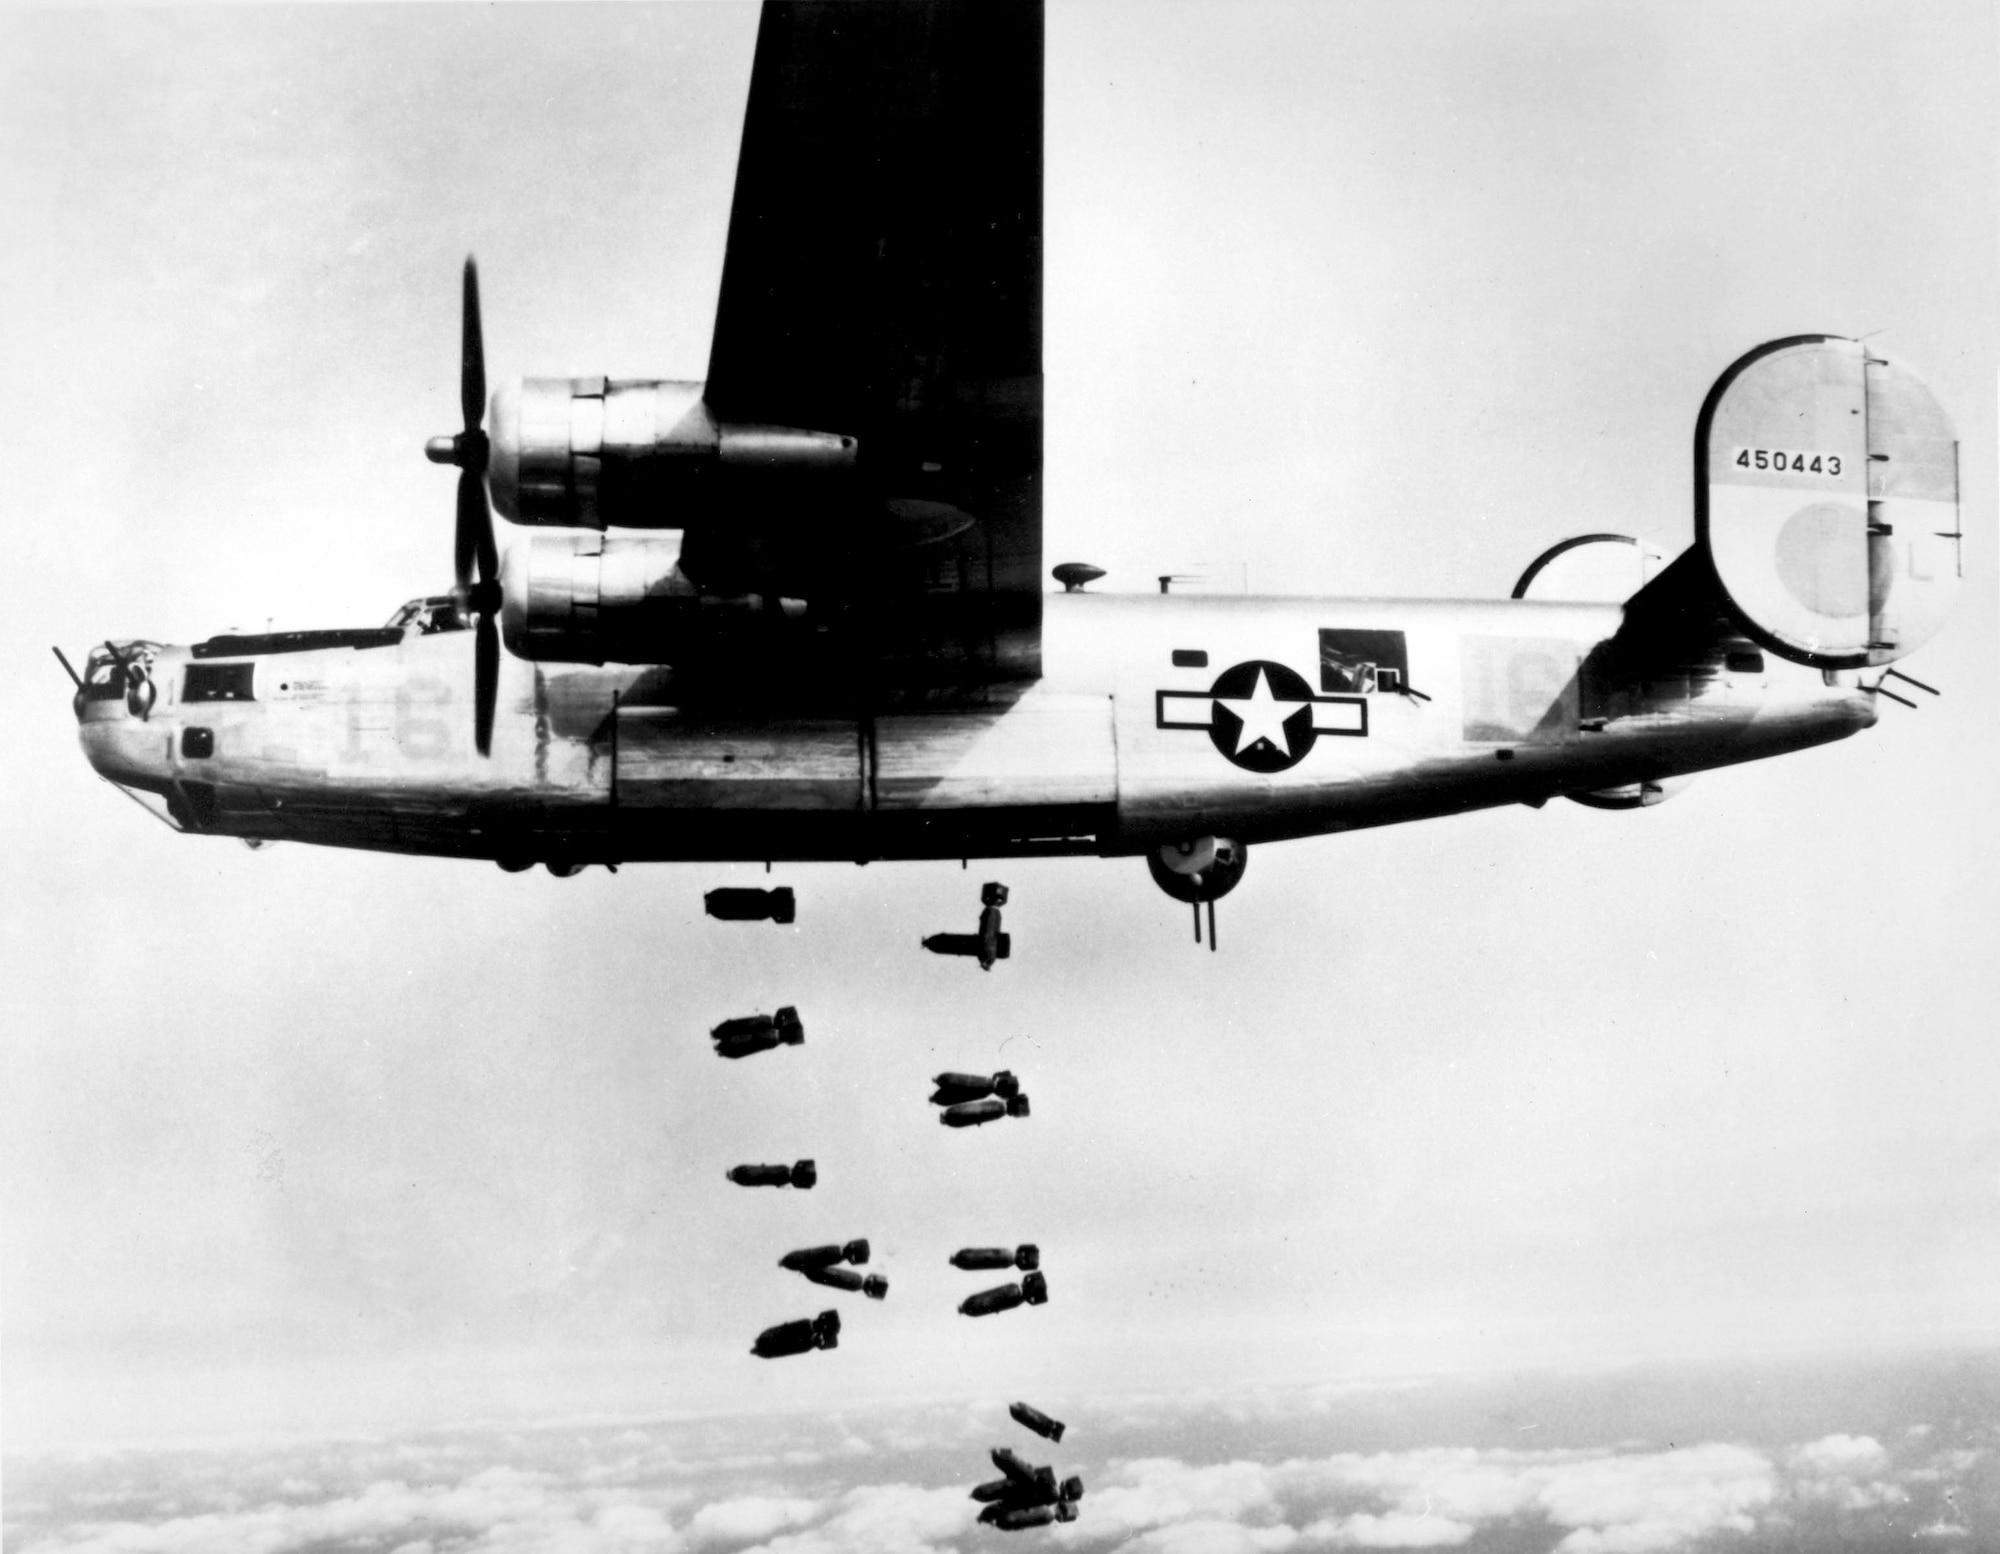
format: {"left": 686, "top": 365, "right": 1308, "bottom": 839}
{"left": 184, "top": 662, "right": 255, "bottom": 702}
{"left": 386, "top": 595, "right": 469, "bottom": 635}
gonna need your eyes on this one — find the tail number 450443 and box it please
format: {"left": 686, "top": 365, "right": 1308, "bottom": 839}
{"left": 1732, "top": 447, "right": 1843, "bottom": 477}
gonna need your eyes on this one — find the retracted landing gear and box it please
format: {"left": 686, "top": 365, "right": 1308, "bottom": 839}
{"left": 1146, "top": 837, "right": 1246, "bottom": 952}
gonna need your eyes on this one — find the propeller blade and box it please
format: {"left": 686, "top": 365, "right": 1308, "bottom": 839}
{"left": 460, "top": 256, "right": 485, "bottom": 438}
{"left": 455, "top": 465, "right": 486, "bottom": 593}
{"left": 474, "top": 611, "right": 499, "bottom": 757}
{"left": 435, "top": 256, "right": 500, "bottom": 758}
{"left": 475, "top": 487, "right": 499, "bottom": 587}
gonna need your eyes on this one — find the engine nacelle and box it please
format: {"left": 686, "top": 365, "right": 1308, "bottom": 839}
{"left": 500, "top": 531, "right": 807, "bottom": 664}
{"left": 486, "top": 378, "right": 856, "bottom": 529}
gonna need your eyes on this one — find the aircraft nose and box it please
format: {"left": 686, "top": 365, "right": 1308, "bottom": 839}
{"left": 76, "top": 686, "right": 174, "bottom": 793}
{"left": 71, "top": 640, "right": 168, "bottom": 759}
{"left": 77, "top": 714, "right": 132, "bottom": 785}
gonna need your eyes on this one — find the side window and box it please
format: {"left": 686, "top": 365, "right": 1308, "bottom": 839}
{"left": 1319, "top": 629, "right": 1409, "bottom": 694}
{"left": 184, "top": 663, "right": 255, "bottom": 703}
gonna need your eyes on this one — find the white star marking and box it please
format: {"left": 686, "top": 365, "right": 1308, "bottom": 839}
{"left": 1217, "top": 667, "right": 1304, "bottom": 756}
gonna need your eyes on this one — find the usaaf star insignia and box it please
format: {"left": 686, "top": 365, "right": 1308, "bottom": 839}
{"left": 1156, "top": 659, "right": 1367, "bottom": 773}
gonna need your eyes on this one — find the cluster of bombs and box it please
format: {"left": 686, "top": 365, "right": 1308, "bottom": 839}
{"left": 703, "top": 1003, "right": 880, "bottom": 1358}
{"left": 705, "top": 882, "right": 1073, "bottom": 1524}
{"left": 969, "top": 1402, "right": 1086, "bottom": 1531}
{"left": 748, "top": 1238, "right": 885, "bottom": 1358}
{"left": 952, "top": 1242, "right": 1047, "bottom": 1318}
{"left": 724, "top": 1053, "right": 1050, "bottom": 1337}
{"left": 931, "top": 1066, "right": 1031, "bottom": 1129}
{"left": 725, "top": 1082, "right": 1046, "bottom": 1316}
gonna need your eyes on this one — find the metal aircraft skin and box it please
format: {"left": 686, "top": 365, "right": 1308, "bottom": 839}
{"left": 71, "top": 2, "right": 1961, "bottom": 905}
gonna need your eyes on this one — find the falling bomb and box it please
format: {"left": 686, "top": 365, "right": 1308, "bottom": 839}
{"left": 950, "top": 1245, "right": 1039, "bottom": 1272}
{"left": 751, "top": 1309, "right": 840, "bottom": 1358}
{"left": 726, "top": 1159, "right": 816, "bottom": 1189}
{"left": 939, "top": 1095, "right": 1030, "bottom": 1128}
{"left": 959, "top": 1271, "right": 1048, "bottom": 1317}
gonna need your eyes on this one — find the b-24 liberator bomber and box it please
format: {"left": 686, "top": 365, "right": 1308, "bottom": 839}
{"left": 69, "top": 3, "right": 1960, "bottom": 921}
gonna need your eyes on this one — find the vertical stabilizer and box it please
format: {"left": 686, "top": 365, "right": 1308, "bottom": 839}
{"left": 1698, "top": 336, "right": 1959, "bottom": 667}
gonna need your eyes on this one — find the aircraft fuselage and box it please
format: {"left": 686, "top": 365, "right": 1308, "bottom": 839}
{"left": 77, "top": 590, "right": 1873, "bottom": 869}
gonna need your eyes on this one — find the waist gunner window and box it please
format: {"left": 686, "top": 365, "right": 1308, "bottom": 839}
{"left": 1319, "top": 629, "right": 1409, "bottom": 694}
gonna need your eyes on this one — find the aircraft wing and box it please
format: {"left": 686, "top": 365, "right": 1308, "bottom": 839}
{"left": 700, "top": 0, "right": 1044, "bottom": 702}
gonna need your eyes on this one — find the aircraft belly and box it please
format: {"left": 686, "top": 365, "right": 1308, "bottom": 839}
{"left": 872, "top": 696, "right": 1114, "bottom": 810}
{"left": 614, "top": 711, "right": 862, "bottom": 811}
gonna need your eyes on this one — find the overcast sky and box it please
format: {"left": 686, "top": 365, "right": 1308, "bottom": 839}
{"left": 2, "top": 0, "right": 1995, "bottom": 1459}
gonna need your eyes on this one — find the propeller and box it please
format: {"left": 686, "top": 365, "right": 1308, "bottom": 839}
{"left": 425, "top": 257, "right": 501, "bottom": 755}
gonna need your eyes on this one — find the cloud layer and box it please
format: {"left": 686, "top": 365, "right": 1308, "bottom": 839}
{"left": 7, "top": 1365, "right": 1996, "bottom": 1554}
